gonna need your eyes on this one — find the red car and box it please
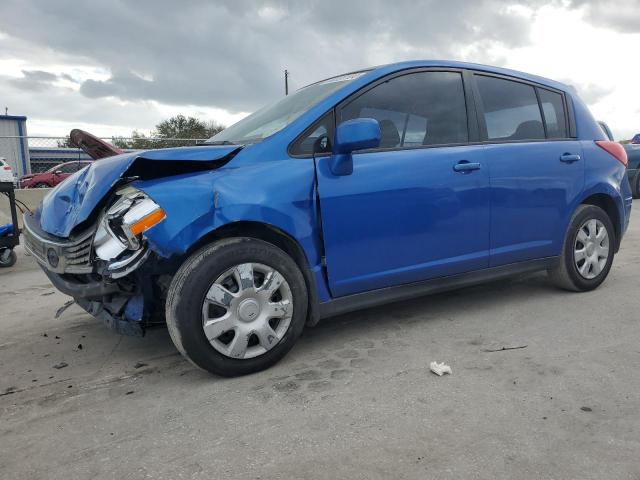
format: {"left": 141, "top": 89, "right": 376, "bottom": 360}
{"left": 20, "top": 161, "right": 92, "bottom": 189}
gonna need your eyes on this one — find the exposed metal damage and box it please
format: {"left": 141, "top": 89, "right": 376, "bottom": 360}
{"left": 24, "top": 145, "right": 243, "bottom": 336}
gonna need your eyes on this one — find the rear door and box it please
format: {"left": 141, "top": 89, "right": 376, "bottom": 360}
{"left": 312, "top": 69, "right": 491, "bottom": 297}
{"left": 472, "top": 73, "right": 584, "bottom": 266}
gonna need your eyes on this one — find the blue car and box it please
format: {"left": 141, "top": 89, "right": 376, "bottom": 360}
{"left": 24, "top": 61, "right": 632, "bottom": 376}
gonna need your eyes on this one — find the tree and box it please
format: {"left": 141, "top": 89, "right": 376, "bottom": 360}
{"left": 111, "top": 115, "right": 226, "bottom": 149}
{"left": 64, "top": 115, "right": 226, "bottom": 150}
{"left": 154, "top": 115, "right": 224, "bottom": 140}
{"left": 111, "top": 130, "right": 156, "bottom": 150}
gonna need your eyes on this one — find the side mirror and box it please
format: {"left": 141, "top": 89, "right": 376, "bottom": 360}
{"left": 330, "top": 118, "right": 381, "bottom": 176}
{"left": 53, "top": 170, "right": 62, "bottom": 175}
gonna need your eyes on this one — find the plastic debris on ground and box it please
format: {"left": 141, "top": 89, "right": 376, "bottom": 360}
{"left": 430, "top": 361, "right": 452, "bottom": 376}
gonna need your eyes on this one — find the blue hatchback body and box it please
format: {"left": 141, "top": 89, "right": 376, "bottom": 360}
{"left": 27, "top": 60, "right": 632, "bottom": 334}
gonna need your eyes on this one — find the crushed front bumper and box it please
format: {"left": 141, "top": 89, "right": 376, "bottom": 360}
{"left": 23, "top": 212, "right": 156, "bottom": 336}
{"left": 23, "top": 215, "right": 94, "bottom": 275}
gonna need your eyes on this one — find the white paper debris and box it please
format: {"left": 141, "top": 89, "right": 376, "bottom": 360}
{"left": 430, "top": 361, "right": 452, "bottom": 376}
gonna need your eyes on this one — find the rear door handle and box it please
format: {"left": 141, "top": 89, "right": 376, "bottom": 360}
{"left": 453, "top": 161, "right": 481, "bottom": 173}
{"left": 560, "top": 153, "right": 581, "bottom": 163}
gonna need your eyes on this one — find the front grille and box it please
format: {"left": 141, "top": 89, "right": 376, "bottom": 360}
{"left": 63, "top": 237, "right": 93, "bottom": 269}
{"left": 23, "top": 218, "right": 95, "bottom": 274}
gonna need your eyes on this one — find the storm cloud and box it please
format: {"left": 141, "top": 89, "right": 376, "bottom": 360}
{"left": 0, "top": 0, "right": 638, "bottom": 136}
{"left": 1, "top": 0, "right": 557, "bottom": 113}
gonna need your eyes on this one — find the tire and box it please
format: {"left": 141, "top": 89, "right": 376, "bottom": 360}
{"left": 0, "top": 249, "right": 17, "bottom": 268}
{"left": 166, "top": 238, "right": 308, "bottom": 377}
{"left": 548, "top": 204, "right": 615, "bottom": 292}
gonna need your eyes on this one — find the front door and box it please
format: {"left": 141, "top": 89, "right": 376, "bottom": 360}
{"left": 315, "top": 70, "right": 491, "bottom": 297}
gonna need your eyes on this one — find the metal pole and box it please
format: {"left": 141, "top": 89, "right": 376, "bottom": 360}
{"left": 284, "top": 69, "right": 289, "bottom": 96}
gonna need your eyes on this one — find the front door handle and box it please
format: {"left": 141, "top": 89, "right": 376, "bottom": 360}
{"left": 560, "top": 153, "right": 581, "bottom": 163}
{"left": 453, "top": 161, "right": 481, "bottom": 173}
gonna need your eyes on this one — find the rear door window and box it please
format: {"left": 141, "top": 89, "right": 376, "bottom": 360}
{"left": 476, "top": 75, "right": 545, "bottom": 141}
{"left": 538, "top": 88, "right": 567, "bottom": 138}
{"left": 339, "top": 71, "right": 469, "bottom": 149}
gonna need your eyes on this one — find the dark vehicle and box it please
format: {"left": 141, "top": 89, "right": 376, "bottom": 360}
{"left": 20, "top": 161, "right": 92, "bottom": 189}
{"left": 631, "top": 133, "right": 640, "bottom": 144}
{"left": 23, "top": 61, "right": 632, "bottom": 376}
{"left": 625, "top": 144, "right": 640, "bottom": 197}
{"left": 597, "top": 122, "right": 640, "bottom": 198}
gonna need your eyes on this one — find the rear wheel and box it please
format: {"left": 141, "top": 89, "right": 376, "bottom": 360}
{"left": 548, "top": 204, "right": 615, "bottom": 291}
{"left": 166, "top": 238, "right": 308, "bottom": 376}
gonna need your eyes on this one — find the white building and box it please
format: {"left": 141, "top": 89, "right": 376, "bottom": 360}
{"left": 0, "top": 115, "right": 30, "bottom": 177}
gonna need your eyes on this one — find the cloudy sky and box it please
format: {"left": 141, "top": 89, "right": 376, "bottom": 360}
{"left": 0, "top": 0, "right": 639, "bottom": 139}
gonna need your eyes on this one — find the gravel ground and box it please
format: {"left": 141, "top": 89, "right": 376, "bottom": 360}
{"left": 1, "top": 207, "right": 639, "bottom": 480}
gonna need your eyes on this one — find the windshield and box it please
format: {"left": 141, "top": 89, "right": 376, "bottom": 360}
{"left": 207, "top": 72, "right": 366, "bottom": 145}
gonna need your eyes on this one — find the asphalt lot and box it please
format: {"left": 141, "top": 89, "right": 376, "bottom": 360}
{"left": 1, "top": 208, "right": 640, "bottom": 480}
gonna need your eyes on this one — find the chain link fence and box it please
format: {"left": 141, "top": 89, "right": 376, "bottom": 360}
{"left": 0, "top": 136, "right": 210, "bottom": 186}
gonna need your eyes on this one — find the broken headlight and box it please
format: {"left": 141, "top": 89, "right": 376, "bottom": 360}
{"left": 94, "top": 186, "right": 166, "bottom": 263}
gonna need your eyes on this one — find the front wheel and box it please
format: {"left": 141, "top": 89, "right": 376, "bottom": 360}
{"left": 166, "top": 238, "right": 308, "bottom": 377}
{"left": 548, "top": 204, "right": 615, "bottom": 292}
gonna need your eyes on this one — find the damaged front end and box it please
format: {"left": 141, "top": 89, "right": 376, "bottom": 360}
{"left": 93, "top": 186, "right": 165, "bottom": 279}
{"left": 24, "top": 144, "right": 242, "bottom": 336}
{"left": 24, "top": 187, "right": 174, "bottom": 336}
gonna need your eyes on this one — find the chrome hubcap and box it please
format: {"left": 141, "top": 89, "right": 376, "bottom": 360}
{"left": 202, "top": 263, "right": 293, "bottom": 359}
{"left": 574, "top": 219, "right": 609, "bottom": 279}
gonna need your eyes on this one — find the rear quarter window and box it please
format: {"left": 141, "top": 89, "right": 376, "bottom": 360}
{"left": 538, "top": 89, "right": 568, "bottom": 138}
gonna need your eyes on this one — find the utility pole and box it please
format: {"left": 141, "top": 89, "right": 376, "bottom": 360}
{"left": 4, "top": 107, "right": 7, "bottom": 115}
{"left": 284, "top": 69, "right": 289, "bottom": 96}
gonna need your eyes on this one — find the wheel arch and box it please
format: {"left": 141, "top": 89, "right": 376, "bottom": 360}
{"left": 579, "top": 192, "right": 622, "bottom": 252}
{"left": 186, "top": 221, "right": 322, "bottom": 326}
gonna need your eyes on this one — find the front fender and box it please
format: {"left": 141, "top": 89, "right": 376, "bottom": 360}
{"left": 135, "top": 160, "right": 322, "bottom": 267}
{"left": 134, "top": 171, "right": 218, "bottom": 258}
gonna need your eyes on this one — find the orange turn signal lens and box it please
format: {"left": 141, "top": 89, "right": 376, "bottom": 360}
{"left": 129, "top": 209, "right": 166, "bottom": 235}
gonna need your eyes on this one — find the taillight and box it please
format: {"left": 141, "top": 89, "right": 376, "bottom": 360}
{"left": 595, "top": 140, "right": 628, "bottom": 167}
{"left": 3, "top": 166, "right": 10, "bottom": 170}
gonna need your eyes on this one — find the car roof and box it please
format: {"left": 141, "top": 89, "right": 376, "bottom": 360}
{"left": 309, "top": 60, "right": 572, "bottom": 93}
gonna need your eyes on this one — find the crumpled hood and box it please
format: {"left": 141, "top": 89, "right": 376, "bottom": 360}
{"left": 38, "top": 145, "right": 240, "bottom": 237}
